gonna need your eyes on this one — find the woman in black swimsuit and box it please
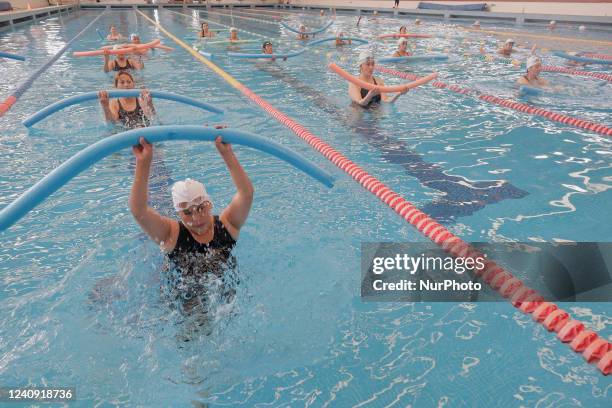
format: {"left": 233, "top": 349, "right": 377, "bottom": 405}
{"left": 103, "top": 48, "right": 144, "bottom": 73}
{"left": 348, "top": 51, "right": 407, "bottom": 107}
{"left": 98, "top": 71, "right": 155, "bottom": 128}
{"left": 129, "top": 136, "right": 254, "bottom": 314}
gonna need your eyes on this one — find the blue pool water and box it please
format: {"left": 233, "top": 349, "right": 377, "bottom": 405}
{"left": 1, "top": 7, "right": 611, "bottom": 407}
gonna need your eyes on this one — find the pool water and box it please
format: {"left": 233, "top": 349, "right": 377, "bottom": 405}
{"left": 1, "top": 7, "right": 611, "bottom": 407}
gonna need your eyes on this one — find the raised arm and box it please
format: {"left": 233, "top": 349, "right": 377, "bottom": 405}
{"left": 103, "top": 50, "right": 111, "bottom": 73}
{"left": 217, "top": 136, "right": 254, "bottom": 237}
{"left": 98, "top": 90, "right": 118, "bottom": 122}
{"left": 138, "top": 89, "right": 156, "bottom": 119}
{"left": 129, "top": 137, "right": 175, "bottom": 247}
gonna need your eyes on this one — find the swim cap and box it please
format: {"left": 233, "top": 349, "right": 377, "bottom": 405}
{"left": 473, "top": 20, "right": 480, "bottom": 26}
{"left": 171, "top": 179, "right": 211, "bottom": 211}
{"left": 550, "top": 20, "right": 556, "bottom": 25}
{"left": 579, "top": 25, "right": 586, "bottom": 31}
{"left": 300, "top": 24, "right": 306, "bottom": 29}
{"left": 505, "top": 39, "right": 515, "bottom": 45}
{"left": 415, "top": 19, "right": 421, "bottom": 24}
{"left": 397, "top": 38, "right": 408, "bottom": 46}
{"left": 230, "top": 27, "right": 237, "bottom": 32}
{"left": 130, "top": 33, "right": 138, "bottom": 41}
{"left": 526, "top": 56, "right": 541, "bottom": 70}
{"left": 358, "top": 50, "right": 375, "bottom": 65}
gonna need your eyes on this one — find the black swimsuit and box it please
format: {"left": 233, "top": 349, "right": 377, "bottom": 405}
{"left": 164, "top": 216, "right": 237, "bottom": 313}
{"left": 117, "top": 98, "right": 150, "bottom": 128}
{"left": 113, "top": 59, "right": 134, "bottom": 71}
{"left": 360, "top": 77, "right": 382, "bottom": 106}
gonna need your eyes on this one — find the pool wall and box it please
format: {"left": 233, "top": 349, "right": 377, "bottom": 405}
{"left": 78, "top": 1, "right": 612, "bottom": 27}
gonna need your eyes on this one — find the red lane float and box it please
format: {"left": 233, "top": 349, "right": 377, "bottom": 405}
{"left": 582, "top": 52, "right": 612, "bottom": 60}
{"left": 377, "top": 33, "right": 432, "bottom": 39}
{"left": 375, "top": 66, "right": 612, "bottom": 138}
{"left": 238, "top": 78, "right": 610, "bottom": 375}
{"left": 329, "top": 63, "right": 437, "bottom": 93}
{"left": 73, "top": 39, "right": 162, "bottom": 57}
{"left": 542, "top": 65, "right": 612, "bottom": 82}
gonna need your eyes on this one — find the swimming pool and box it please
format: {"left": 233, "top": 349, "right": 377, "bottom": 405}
{"left": 1, "top": 6, "right": 611, "bottom": 407}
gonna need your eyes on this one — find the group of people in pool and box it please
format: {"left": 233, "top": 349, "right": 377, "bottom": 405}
{"left": 199, "top": 22, "right": 287, "bottom": 61}
{"left": 95, "top": 26, "right": 253, "bottom": 317}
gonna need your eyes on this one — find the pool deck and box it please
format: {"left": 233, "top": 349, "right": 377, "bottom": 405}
{"left": 0, "top": 4, "right": 78, "bottom": 29}
{"left": 77, "top": 1, "right": 612, "bottom": 27}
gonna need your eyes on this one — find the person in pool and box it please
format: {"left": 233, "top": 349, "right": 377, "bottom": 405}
{"left": 472, "top": 20, "right": 481, "bottom": 29}
{"left": 297, "top": 25, "right": 309, "bottom": 40}
{"left": 399, "top": 26, "right": 408, "bottom": 35}
{"left": 348, "top": 51, "right": 408, "bottom": 107}
{"left": 199, "top": 22, "right": 216, "bottom": 38}
{"left": 335, "top": 31, "right": 351, "bottom": 46}
{"left": 498, "top": 39, "right": 515, "bottom": 56}
{"left": 517, "top": 56, "right": 549, "bottom": 87}
{"left": 392, "top": 38, "right": 412, "bottom": 57}
{"left": 229, "top": 27, "right": 240, "bottom": 42}
{"left": 128, "top": 136, "right": 254, "bottom": 307}
{"left": 107, "top": 25, "right": 125, "bottom": 41}
{"left": 548, "top": 20, "right": 557, "bottom": 30}
{"left": 98, "top": 71, "right": 155, "bottom": 129}
{"left": 262, "top": 41, "right": 287, "bottom": 61}
{"left": 103, "top": 46, "right": 144, "bottom": 72}
{"left": 415, "top": 19, "right": 422, "bottom": 26}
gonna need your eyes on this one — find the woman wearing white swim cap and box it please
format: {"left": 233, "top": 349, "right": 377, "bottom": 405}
{"left": 129, "top": 133, "right": 254, "bottom": 277}
{"left": 392, "top": 38, "right": 411, "bottom": 57}
{"left": 297, "top": 24, "right": 309, "bottom": 40}
{"left": 348, "top": 51, "right": 408, "bottom": 107}
{"left": 229, "top": 27, "right": 240, "bottom": 42}
{"left": 517, "top": 56, "right": 549, "bottom": 87}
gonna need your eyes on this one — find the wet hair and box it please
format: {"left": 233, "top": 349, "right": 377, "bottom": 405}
{"left": 114, "top": 70, "right": 135, "bottom": 87}
{"left": 262, "top": 41, "right": 272, "bottom": 49}
{"left": 399, "top": 26, "right": 407, "bottom": 33}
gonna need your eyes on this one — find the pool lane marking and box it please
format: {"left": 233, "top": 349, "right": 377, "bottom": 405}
{"left": 375, "top": 66, "right": 612, "bottom": 138}
{"left": 464, "top": 27, "right": 612, "bottom": 46}
{"left": 0, "top": 11, "right": 107, "bottom": 117}
{"left": 137, "top": 10, "right": 612, "bottom": 375}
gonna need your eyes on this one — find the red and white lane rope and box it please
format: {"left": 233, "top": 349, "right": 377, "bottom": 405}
{"left": 582, "top": 52, "right": 612, "bottom": 60}
{"left": 375, "top": 66, "right": 612, "bottom": 138}
{"left": 542, "top": 65, "right": 612, "bottom": 83}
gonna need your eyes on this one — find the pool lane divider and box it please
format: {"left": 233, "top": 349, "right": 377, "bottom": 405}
{"left": 542, "top": 65, "right": 612, "bottom": 83}
{"left": 0, "top": 11, "right": 106, "bottom": 117}
{"left": 581, "top": 52, "right": 612, "bottom": 60}
{"left": 375, "top": 66, "right": 612, "bottom": 138}
{"left": 0, "top": 51, "right": 26, "bottom": 61}
{"left": 463, "top": 27, "right": 612, "bottom": 47}
{"left": 136, "top": 10, "right": 612, "bottom": 375}
{"left": 0, "top": 126, "right": 334, "bottom": 231}
{"left": 22, "top": 90, "right": 223, "bottom": 127}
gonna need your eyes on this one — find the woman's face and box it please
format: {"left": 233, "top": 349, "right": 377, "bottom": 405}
{"left": 132, "top": 36, "right": 141, "bottom": 44}
{"left": 177, "top": 200, "right": 213, "bottom": 234}
{"left": 528, "top": 63, "right": 541, "bottom": 77}
{"left": 110, "top": 26, "right": 117, "bottom": 34}
{"left": 264, "top": 44, "right": 273, "bottom": 54}
{"left": 503, "top": 42, "right": 513, "bottom": 51}
{"left": 202, "top": 23, "right": 208, "bottom": 31}
{"left": 399, "top": 26, "right": 407, "bottom": 34}
{"left": 230, "top": 31, "right": 237, "bottom": 39}
{"left": 115, "top": 74, "right": 135, "bottom": 89}
{"left": 360, "top": 59, "right": 375, "bottom": 76}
